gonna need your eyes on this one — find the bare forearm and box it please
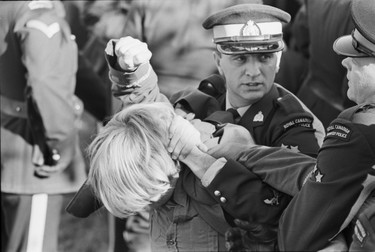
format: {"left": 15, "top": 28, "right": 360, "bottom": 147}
{"left": 180, "top": 147, "right": 217, "bottom": 179}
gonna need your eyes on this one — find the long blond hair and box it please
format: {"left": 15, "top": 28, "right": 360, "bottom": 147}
{"left": 87, "top": 102, "right": 179, "bottom": 218}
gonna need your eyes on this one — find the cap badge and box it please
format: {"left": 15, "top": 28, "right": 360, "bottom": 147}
{"left": 241, "top": 20, "right": 261, "bottom": 36}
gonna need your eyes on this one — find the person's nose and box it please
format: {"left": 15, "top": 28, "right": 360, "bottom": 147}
{"left": 342, "top": 57, "right": 351, "bottom": 70}
{"left": 244, "top": 59, "right": 261, "bottom": 78}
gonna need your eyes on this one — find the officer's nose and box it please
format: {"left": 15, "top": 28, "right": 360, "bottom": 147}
{"left": 244, "top": 59, "right": 261, "bottom": 78}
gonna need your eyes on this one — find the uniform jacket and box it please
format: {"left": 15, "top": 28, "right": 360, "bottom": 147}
{"left": 0, "top": 1, "right": 86, "bottom": 194}
{"left": 278, "top": 103, "right": 375, "bottom": 251}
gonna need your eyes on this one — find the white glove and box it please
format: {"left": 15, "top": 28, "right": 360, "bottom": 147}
{"left": 115, "top": 36, "right": 152, "bottom": 71}
{"left": 168, "top": 115, "right": 208, "bottom": 160}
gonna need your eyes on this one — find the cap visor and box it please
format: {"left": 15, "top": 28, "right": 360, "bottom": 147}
{"left": 65, "top": 179, "right": 103, "bottom": 218}
{"left": 218, "top": 41, "right": 283, "bottom": 54}
{"left": 333, "top": 35, "right": 367, "bottom": 57}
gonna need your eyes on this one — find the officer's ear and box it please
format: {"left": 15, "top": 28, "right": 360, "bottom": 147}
{"left": 275, "top": 51, "right": 282, "bottom": 73}
{"left": 213, "top": 51, "right": 224, "bottom": 76}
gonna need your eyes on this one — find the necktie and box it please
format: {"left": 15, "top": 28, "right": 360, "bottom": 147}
{"left": 204, "top": 108, "right": 241, "bottom": 125}
{"left": 226, "top": 108, "right": 241, "bottom": 124}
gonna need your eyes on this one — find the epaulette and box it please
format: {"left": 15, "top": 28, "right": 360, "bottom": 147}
{"left": 352, "top": 104, "right": 375, "bottom": 125}
{"left": 28, "top": 0, "right": 53, "bottom": 11}
{"left": 338, "top": 103, "right": 375, "bottom": 124}
{"left": 275, "top": 93, "right": 305, "bottom": 114}
{"left": 198, "top": 74, "right": 226, "bottom": 99}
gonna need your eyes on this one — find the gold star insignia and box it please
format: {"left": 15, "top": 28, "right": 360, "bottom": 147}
{"left": 315, "top": 172, "right": 323, "bottom": 182}
{"left": 281, "top": 144, "right": 288, "bottom": 149}
{"left": 289, "top": 145, "right": 300, "bottom": 153}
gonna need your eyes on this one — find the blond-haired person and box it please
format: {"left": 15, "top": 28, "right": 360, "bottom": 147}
{"left": 87, "top": 102, "right": 257, "bottom": 251}
{"left": 87, "top": 102, "right": 180, "bottom": 218}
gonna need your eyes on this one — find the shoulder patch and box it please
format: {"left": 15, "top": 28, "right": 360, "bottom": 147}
{"left": 26, "top": 20, "right": 60, "bottom": 38}
{"left": 326, "top": 123, "right": 352, "bottom": 141}
{"left": 28, "top": 1, "right": 53, "bottom": 10}
{"left": 282, "top": 116, "right": 313, "bottom": 131}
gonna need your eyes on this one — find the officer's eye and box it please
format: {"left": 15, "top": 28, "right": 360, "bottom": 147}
{"left": 231, "top": 55, "right": 247, "bottom": 64}
{"left": 258, "top": 53, "right": 274, "bottom": 62}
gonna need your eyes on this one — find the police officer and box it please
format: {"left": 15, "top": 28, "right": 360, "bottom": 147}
{"left": 278, "top": 0, "right": 375, "bottom": 250}
{"left": 0, "top": 1, "right": 86, "bottom": 251}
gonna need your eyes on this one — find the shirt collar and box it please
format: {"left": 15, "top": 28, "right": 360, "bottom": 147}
{"left": 225, "top": 92, "right": 251, "bottom": 117}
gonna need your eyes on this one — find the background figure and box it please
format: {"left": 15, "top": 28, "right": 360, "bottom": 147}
{"left": 295, "top": 0, "right": 355, "bottom": 128}
{"left": 274, "top": 3, "right": 309, "bottom": 95}
{"left": 0, "top": 1, "right": 86, "bottom": 252}
{"left": 120, "top": 0, "right": 260, "bottom": 98}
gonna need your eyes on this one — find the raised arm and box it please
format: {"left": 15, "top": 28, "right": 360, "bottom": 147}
{"left": 104, "top": 36, "right": 169, "bottom": 107}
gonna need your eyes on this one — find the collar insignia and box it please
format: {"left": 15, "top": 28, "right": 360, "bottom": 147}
{"left": 253, "top": 111, "right": 264, "bottom": 122}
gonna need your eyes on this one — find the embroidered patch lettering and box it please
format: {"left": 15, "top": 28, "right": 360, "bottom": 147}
{"left": 326, "top": 123, "right": 352, "bottom": 141}
{"left": 283, "top": 117, "right": 313, "bottom": 131}
{"left": 26, "top": 20, "right": 60, "bottom": 38}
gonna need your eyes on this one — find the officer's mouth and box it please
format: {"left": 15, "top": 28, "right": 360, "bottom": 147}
{"left": 242, "top": 82, "right": 263, "bottom": 88}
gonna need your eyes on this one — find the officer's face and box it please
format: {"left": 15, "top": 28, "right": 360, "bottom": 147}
{"left": 214, "top": 52, "right": 279, "bottom": 107}
{"left": 342, "top": 57, "right": 375, "bottom": 104}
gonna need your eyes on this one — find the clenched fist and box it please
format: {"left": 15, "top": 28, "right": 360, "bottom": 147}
{"left": 115, "top": 36, "right": 152, "bottom": 71}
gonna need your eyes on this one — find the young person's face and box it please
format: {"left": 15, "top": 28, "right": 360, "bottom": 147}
{"left": 214, "top": 52, "right": 279, "bottom": 107}
{"left": 342, "top": 57, "right": 375, "bottom": 104}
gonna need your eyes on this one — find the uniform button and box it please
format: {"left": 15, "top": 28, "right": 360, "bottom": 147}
{"left": 74, "top": 103, "right": 81, "bottom": 111}
{"left": 52, "top": 149, "right": 61, "bottom": 162}
{"left": 214, "top": 190, "right": 221, "bottom": 196}
{"left": 220, "top": 197, "right": 227, "bottom": 203}
{"left": 15, "top": 106, "right": 21, "bottom": 112}
{"left": 167, "top": 240, "right": 175, "bottom": 246}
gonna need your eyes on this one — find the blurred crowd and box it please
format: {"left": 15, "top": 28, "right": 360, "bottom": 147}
{"left": 1, "top": 0, "right": 374, "bottom": 252}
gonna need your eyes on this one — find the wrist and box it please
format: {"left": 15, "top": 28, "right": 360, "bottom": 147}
{"left": 180, "top": 147, "right": 216, "bottom": 179}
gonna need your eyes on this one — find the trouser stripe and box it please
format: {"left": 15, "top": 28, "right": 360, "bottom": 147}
{"left": 26, "top": 194, "right": 48, "bottom": 252}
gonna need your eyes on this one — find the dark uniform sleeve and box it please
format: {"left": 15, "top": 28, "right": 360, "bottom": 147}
{"left": 204, "top": 159, "right": 291, "bottom": 229}
{"left": 18, "top": 2, "right": 79, "bottom": 167}
{"left": 202, "top": 147, "right": 315, "bottom": 226}
{"left": 269, "top": 92, "right": 325, "bottom": 158}
{"left": 278, "top": 117, "right": 375, "bottom": 251}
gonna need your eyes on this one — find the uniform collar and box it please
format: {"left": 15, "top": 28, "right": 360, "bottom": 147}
{"left": 225, "top": 92, "right": 251, "bottom": 117}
